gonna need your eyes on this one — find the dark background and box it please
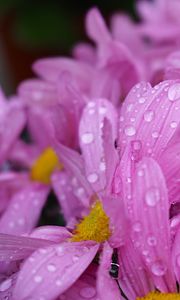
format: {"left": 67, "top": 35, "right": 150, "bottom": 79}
{"left": 0, "top": 0, "right": 136, "bottom": 94}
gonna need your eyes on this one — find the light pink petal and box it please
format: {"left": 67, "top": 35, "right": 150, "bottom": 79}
{"left": 170, "top": 215, "right": 180, "bottom": 242}
{"left": 97, "top": 242, "right": 123, "bottom": 300}
{"left": 79, "top": 98, "right": 117, "bottom": 193}
{"left": 102, "top": 195, "right": 128, "bottom": 248}
{"left": 0, "top": 233, "right": 54, "bottom": 262}
{"left": 159, "top": 142, "right": 180, "bottom": 204}
{"left": 31, "top": 225, "right": 72, "bottom": 242}
{"left": 0, "top": 183, "right": 49, "bottom": 235}
{"left": 54, "top": 143, "right": 93, "bottom": 202}
{"left": 13, "top": 241, "right": 99, "bottom": 300}
{"left": 172, "top": 225, "right": 180, "bottom": 282}
{"left": 33, "top": 58, "right": 94, "bottom": 93}
{"left": 118, "top": 239, "right": 154, "bottom": 300}
{"left": 59, "top": 265, "right": 98, "bottom": 300}
{"left": 118, "top": 80, "right": 180, "bottom": 159}
{"left": 164, "top": 51, "right": 180, "bottom": 80}
{"left": 132, "top": 157, "right": 176, "bottom": 292}
{"left": 72, "top": 43, "right": 96, "bottom": 64}
{"left": 0, "top": 272, "right": 18, "bottom": 299}
{"left": 52, "top": 171, "right": 87, "bottom": 221}
{"left": 86, "top": 7, "right": 111, "bottom": 44}
{"left": 18, "top": 79, "right": 57, "bottom": 106}
{"left": 9, "top": 140, "right": 40, "bottom": 168}
{"left": 0, "top": 101, "right": 26, "bottom": 165}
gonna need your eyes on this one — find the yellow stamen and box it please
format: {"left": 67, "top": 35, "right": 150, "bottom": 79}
{"left": 71, "top": 201, "right": 111, "bottom": 243}
{"left": 30, "top": 147, "right": 63, "bottom": 184}
{"left": 137, "top": 292, "right": 179, "bottom": 300}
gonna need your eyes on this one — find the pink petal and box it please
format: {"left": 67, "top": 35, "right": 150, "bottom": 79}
{"left": 51, "top": 171, "right": 87, "bottom": 221}
{"left": 164, "top": 51, "right": 180, "bottom": 80}
{"left": 97, "top": 242, "right": 123, "bottom": 300}
{"left": 132, "top": 157, "right": 176, "bottom": 292}
{"left": 54, "top": 143, "right": 93, "bottom": 202}
{"left": 33, "top": 58, "right": 94, "bottom": 93}
{"left": 0, "top": 272, "right": 18, "bottom": 299}
{"left": 172, "top": 225, "right": 180, "bottom": 282}
{"left": 13, "top": 241, "right": 99, "bottom": 300}
{"left": 118, "top": 80, "right": 180, "bottom": 159}
{"left": 59, "top": 265, "right": 98, "bottom": 300}
{"left": 159, "top": 142, "right": 180, "bottom": 204}
{"left": 86, "top": 7, "right": 111, "bottom": 44}
{"left": 31, "top": 225, "right": 72, "bottom": 242}
{"left": 72, "top": 43, "right": 96, "bottom": 64}
{"left": 0, "top": 233, "right": 54, "bottom": 262}
{"left": 118, "top": 239, "right": 154, "bottom": 300}
{"left": 18, "top": 79, "right": 57, "bottom": 106}
{"left": 79, "top": 98, "right": 117, "bottom": 193}
{"left": 0, "top": 183, "right": 49, "bottom": 235}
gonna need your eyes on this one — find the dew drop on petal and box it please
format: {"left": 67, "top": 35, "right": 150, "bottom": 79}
{"left": 87, "top": 173, "right": 98, "bottom": 183}
{"left": 138, "top": 97, "right": 146, "bottom": 104}
{"left": 144, "top": 110, "right": 154, "bottom": 122}
{"left": 81, "top": 133, "right": 94, "bottom": 144}
{"left": 47, "top": 263, "right": 56, "bottom": 272}
{"left": 99, "top": 107, "right": 107, "bottom": 114}
{"left": 79, "top": 287, "right": 96, "bottom": 299}
{"left": 147, "top": 235, "right": 157, "bottom": 246}
{"left": 145, "top": 187, "right": 160, "bottom": 207}
{"left": 132, "top": 222, "right": 142, "bottom": 232}
{"left": 55, "top": 278, "right": 62, "bottom": 286}
{"left": 170, "top": 121, "right": 178, "bottom": 128}
{"left": 0, "top": 278, "right": 12, "bottom": 292}
{"left": 124, "top": 126, "right": 136, "bottom": 137}
{"left": 152, "top": 131, "right": 159, "bottom": 138}
{"left": 34, "top": 275, "right": 43, "bottom": 283}
{"left": 99, "top": 162, "right": 106, "bottom": 171}
{"left": 168, "top": 83, "right": 180, "bottom": 101}
{"left": 72, "top": 255, "right": 79, "bottom": 262}
{"left": 151, "top": 261, "right": 167, "bottom": 276}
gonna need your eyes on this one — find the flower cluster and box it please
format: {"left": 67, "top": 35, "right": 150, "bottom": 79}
{"left": 0, "top": 1, "right": 180, "bottom": 300}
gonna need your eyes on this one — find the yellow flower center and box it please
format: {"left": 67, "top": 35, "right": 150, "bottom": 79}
{"left": 71, "top": 201, "right": 111, "bottom": 243}
{"left": 137, "top": 292, "right": 179, "bottom": 300}
{"left": 30, "top": 147, "right": 63, "bottom": 184}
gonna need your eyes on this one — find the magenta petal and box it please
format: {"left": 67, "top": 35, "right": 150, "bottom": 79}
{"left": 86, "top": 7, "right": 110, "bottom": 44}
{"left": 159, "top": 142, "right": 180, "bottom": 204}
{"left": 118, "top": 240, "right": 153, "bottom": 300}
{"left": 59, "top": 265, "right": 98, "bottom": 300}
{"left": 0, "top": 233, "right": 54, "bottom": 261}
{"left": 97, "top": 242, "right": 123, "bottom": 300}
{"left": 54, "top": 143, "right": 93, "bottom": 201}
{"left": 119, "top": 80, "right": 180, "bottom": 158}
{"left": 31, "top": 225, "right": 72, "bottom": 242}
{"left": 164, "top": 51, "right": 180, "bottom": 80}
{"left": 79, "top": 98, "right": 117, "bottom": 192}
{"left": 52, "top": 171, "right": 86, "bottom": 221}
{"left": 172, "top": 226, "right": 180, "bottom": 282}
{"left": 132, "top": 157, "right": 176, "bottom": 292}
{"left": 0, "top": 183, "right": 49, "bottom": 235}
{"left": 13, "top": 241, "right": 99, "bottom": 300}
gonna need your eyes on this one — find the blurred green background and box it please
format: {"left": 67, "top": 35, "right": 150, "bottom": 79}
{"left": 0, "top": 0, "right": 135, "bottom": 93}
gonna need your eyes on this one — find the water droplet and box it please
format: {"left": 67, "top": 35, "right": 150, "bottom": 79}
{"left": 8, "top": 221, "right": 15, "bottom": 228}
{"left": 124, "top": 126, "right": 136, "bottom": 137}
{"left": 72, "top": 255, "right": 79, "bottom": 262}
{"left": 168, "top": 83, "right": 180, "bottom": 101}
{"left": 80, "top": 287, "right": 96, "bottom": 299}
{"left": 81, "top": 133, "right": 94, "bottom": 144}
{"left": 147, "top": 235, "right": 157, "bottom": 246}
{"left": 87, "top": 173, "right": 98, "bottom": 183}
{"left": 55, "top": 278, "right": 62, "bottom": 286}
{"left": 34, "top": 275, "right": 43, "bottom": 283}
{"left": 56, "top": 246, "right": 64, "bottom": 256}
{"left": 152, "top": 131, "right": 159, "bottom": 138}
{"left": 99, "top": 162, "right": 106, "bottom": 171}
{"left": 0, "top": 278, "right": 12, "bottom": 292}
{"left": 170, "top": 121, "right": 178, "bottom": 128}
{"left": 47, "top": 263, "right": 56, "bottom": 272}
{"left": 144, "top": 110, "right": 154, "bottom": 122}
{"left": 138, "top": 97, "right": 146, "bottom": 104}
{"left": 145, "top": 187, "right": 160, "bottom": 207}
{"left": 99, "top": 107, "right": 106, "bottom": 114}
{"left": 39, "top": 248, "right": 47, "bottom": 254}
{"left": 132, "top": 222, "right": 142, "bottom": 232}
{"left": 88, "top": 101, "right": 95, "bottom": 108}
{"left": 137, "top": 169, "right": 144, "bottom": 177}
{"left": 151, "top": 261, "right": 167, "bottom": 276}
